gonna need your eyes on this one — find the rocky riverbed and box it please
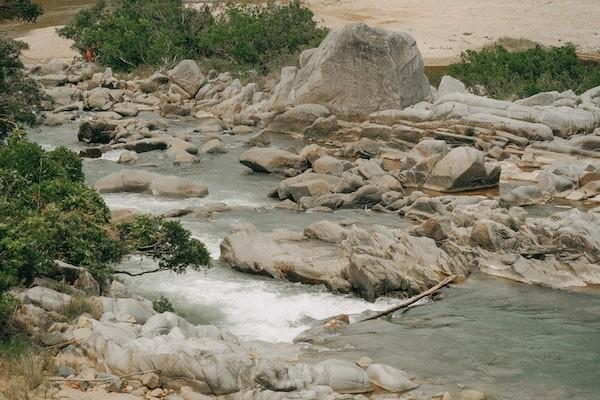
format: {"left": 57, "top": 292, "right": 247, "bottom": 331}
{"left": 10, "top": 21, "right": 600, "bottom": 400}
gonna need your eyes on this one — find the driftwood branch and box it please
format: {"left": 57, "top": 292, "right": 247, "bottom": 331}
{"left": 112, "top": 268, "right": 162, "bottom": 277}
{"left": 358, "top": 275, "right": 458, "bottom": 323}
{"left": 48, "top": 369, "right": 161, "bottom": 382}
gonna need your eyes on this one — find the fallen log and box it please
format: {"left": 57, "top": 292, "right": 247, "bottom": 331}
{"left": 357, "top": 274, "right": 458, "bottom": 322}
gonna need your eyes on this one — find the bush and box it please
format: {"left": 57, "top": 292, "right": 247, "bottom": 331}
{"left": 0, "top": 0, "right": 43, "bottom": 22}
{"left": 58, "top": 0, "right": 326, "bottom": 72}
{"left": 0, "top": 139, "right": 210, "bottom": 298}
{"left": 447, "top": 44, "right": 600, "bottom": 99}
{"left": 0, "top": 36, "right": 45, "bottom": 140}
{"left": 118, "top": 215, "right": 211, "bottom": 273}
{"left": 152, "top": 295, "right": 174, "bottom": 313}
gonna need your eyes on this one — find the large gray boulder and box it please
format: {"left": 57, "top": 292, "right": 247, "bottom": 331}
{"left": 94, "top": 171, "right": 208, "bottom": 199}
{"left": 167, "top": 60, "right": 204, "bottom": 97}
{"left": 424, "top": 147, "right": 501, "bottom": 192}
{"left": 280, "top": 23, "right": 430, "bottom": 119}
{"left": 240, "top": 147, "right": 308, "bottom": 173}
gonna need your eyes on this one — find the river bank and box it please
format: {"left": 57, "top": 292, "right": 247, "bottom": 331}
{"left": 6, "top": 0, "right": 600, "bottom": 65}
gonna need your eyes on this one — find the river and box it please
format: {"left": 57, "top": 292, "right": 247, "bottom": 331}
{"left": 29, "top": 115, "right": 600, "bottom": 400}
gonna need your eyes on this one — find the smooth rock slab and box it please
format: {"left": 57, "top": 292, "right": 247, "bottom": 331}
{"left": 240, "top": 147, "right": 307, "bottom": 173}
{"left": 366, "top": 364, "right": 418, "bottom": 393}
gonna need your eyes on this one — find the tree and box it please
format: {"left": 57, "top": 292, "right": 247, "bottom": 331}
{"left": 0, "top": 35, "right": 45, "bottom": 141}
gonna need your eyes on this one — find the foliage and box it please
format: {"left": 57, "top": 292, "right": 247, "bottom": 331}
{"left": 0, "top": 35, "right": 45, "bottom": 140}
{"left": 0, "top": 293, "right": 19, "bottom": 338}
{"left": 0, "top": 139, "right": 210, "bottom": 302}
{"left": 58, "top": 0, "right": 327, "bottom": 72}
{"left": 152, "top": 295, "right": 174, "bottom": 313}
{"left": 447, "top": 44, "right": 600, "bottom": 99}
{"left": 0, "top": 0, "right": 42, "bottom": 22}
{"left": 118, "top": 215, "right": 211, "bottom": 273}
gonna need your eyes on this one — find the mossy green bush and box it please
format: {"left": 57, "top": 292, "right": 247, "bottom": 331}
{"left": 447, "top": 44, "right": 600, "bottom": 99}
{"left": 152, "top": 295, "right": 174, "bottom": 313}
{"left": 58, "top": 0, "right": 327, "bottom": 72}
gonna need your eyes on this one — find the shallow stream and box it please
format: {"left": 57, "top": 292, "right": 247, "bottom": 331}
{"left": 30, "top": 118, "right": 600, "bottom": 400}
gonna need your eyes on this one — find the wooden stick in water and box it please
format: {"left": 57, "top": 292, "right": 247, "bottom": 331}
{"left": 358, "top": 274, "right": 458, "bottom": 322}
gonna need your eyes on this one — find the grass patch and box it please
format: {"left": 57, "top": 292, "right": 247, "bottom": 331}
{"left": 446, "top": 43, "right": 600, "bottom": 99}
{"left": 57, "top": 296, "right": 103, "bottom": 321}
{"left": 0, "top": 335, "right": 56, "bottom": 399}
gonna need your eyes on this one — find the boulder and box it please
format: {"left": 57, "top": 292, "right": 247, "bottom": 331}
{"left": 85, "top": 87, "right": 113, "bottom": 110}
{"left": 117, "top": 151, "right": 138, "bottom": 164}
{"left": 424, "top": 147, "right": 501, "bottom": 192}
{"left": 113, "top": 102, "right": 139, "bottom": 117}
{"left": 303, "top": 115, "right": 338, "bottom": 139}
{"left": 46, "top": 86, "right": 82, "bottom": 107}
{"left": 147, "top": 176, "right": 208, "bottom": 199}
{"left": 435, "top": 75, "right": 466, "bottom": 100}
{"left": 167, "top": 60, "right": 204, "bottom": 97}
{"left": 311, "top": 360, "right": 372, "bottom": 394}
{"left": 94, "top": 171, "right": 208, "bottom": 199}
{"left": 78, "top": 119, "right": 118, "bottom": 144}
{"left": 366, "top": 364, "right": 418, "bottom": 392}
{"left": 201, "top": 139, "right": 227, "bottom": 154}
{"left": 240, "top": 147, "right": 307, "bottom": 173}
{"left": 281, "top": 23, "right": 430, "bottom": 119}
{"left": 266, "top": 104, "right": 331, "bottom": 135}
{"left": 312, "top": 155, "right": 344, "bottom": 176}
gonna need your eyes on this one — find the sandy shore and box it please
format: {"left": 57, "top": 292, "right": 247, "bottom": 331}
{"left": 13, "top": 0, "right": 600, "bottom": 65}
{"left": 17, "top": 26, "right": 78, "bottom": 64}
{"left": 307, "top": 0, "right": 600, "bottom": 65}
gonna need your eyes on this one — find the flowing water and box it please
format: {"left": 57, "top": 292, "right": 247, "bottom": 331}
{"left": 17, "top": 3, "right": 600, "bottom": 398}
{"left": 29, "top": 118, "right": 600, "bottom": 399}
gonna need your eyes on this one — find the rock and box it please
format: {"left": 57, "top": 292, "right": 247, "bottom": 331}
{"left": 303, "top": 115, "right": 338, "bottom": 139}
{"left": 79, "top": 147, "right": 103, "bottom": 158}
{"left": 287, "top": 179, "right": 334, "bottom": 202}
{"left": 312, "top": 155, "right": 344, "bottom": 176}
{"left": 356, "top": 357, "right": 374, "bottom": 369}
{"left": 220, "top": 224, "right": 352, "bottom": 292}
{"left": 461, "top": 390, "right": 485, "bottom": 400}
{"left": 436, "top": 75, "right": 466, "bottom": 100}
{"left": 357, "top": 159, "right": 386, "bottom": 180}
{"left": 113, "top": 102, "right": 139, "bottom": 117}
{"left": 141, "top": 372, "right": 160, "bottom": 389}
{"left": 311, "top": 359, "right": 372, "bottom": 394}
{"left": 240, "top": 147, "right": 307, "bottom": 173}
{"left": 303, "top": 221, "right": 349, "bottom": 243}
{"left": 167, "top": 148, "right": 199, "bottom": 165}
{"left": 424, "top": 147, "right": 501, "bottom": 192}
{"left": 231, "top": 125, "right": 254, "bottom": 135}
{"left": 148, "top": 176, "right": 209, "bottom": 199}
{"left": 95, "top": 170, "right": 158, "bottom": 193}
{"left": 167, "top": 60, "right": 204, "bottom": 97}
{"left": 360, "top": 123, "right": 393, "bottom": 139}
{"left": 201, "top": 139, "right": 227, "bottom": 154}
{"left": 246, "top": 130, "right": 271, "bottom": 147}
{"left": 281, "top": 23, "right": 430, "bottom": 119}
{"left": 117, "top": 151, "right": 138, "bottom": 164}
{"left": 501, "top": 185, "right": 545, "bottom": 206}
{"left": 74, "top": 270, "right": 100, "bottom": 296}
{"left": 95, "top": 171, "right": 208, "bottom": 199}
{"left": 58, "top": 362, "right": 76, "bottom": 378}
{"left": 299, "top": 144, "right": 329, "bottom": 165}
{"left": 266, "top": 104, "right": 331, "bottom": 134}
{"left": 180, "top": 387, "right": 212, "bottom": 400}
{"left": 85, "top": 87, "right": 113, "bottom": 110}
{"left": 46, "top": 86, "right": 82, "bottom": 107}
{"left": 16, "top": 286, "right": 71, "bottom": 312}
{"left": 43, "top": 112, "right": 74, "bottom": 126}
{"left": 78, "top": 119, "right": 118, "bottom": 144}
{"left": 366, "top": 364, "right": 418, "bottom": 392}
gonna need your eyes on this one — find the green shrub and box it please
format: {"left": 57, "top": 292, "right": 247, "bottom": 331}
{"left": 0, "top": 36, "right": 45, "bottom": 140}
{"left": 152, "top": 295, "right": 174, "bottom": 313}
{"left": 447, "top": 44, "right": 600, "bottom": 99}
{"left": 118, "top": 215, "right": 211, "bottom": 273}
{"left": 0, "top": 0, "right": 43, "bottom": 23}
{"left": 0, "top": 138, "right": 210, "bottom": 299}
{"left": 58, "top": 0, "right": 326, "bottom": 72}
